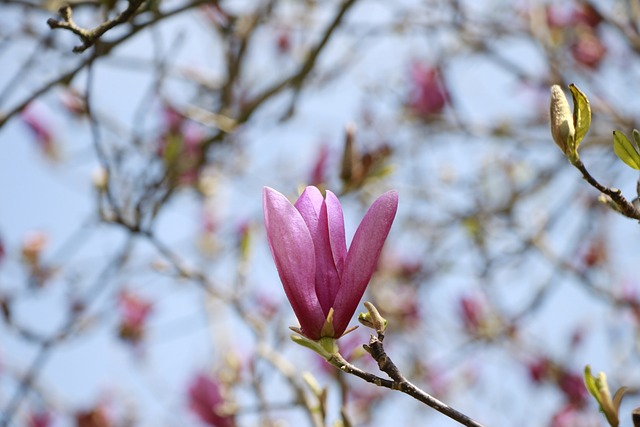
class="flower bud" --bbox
[358,301,387,334]
[584,365,628,427]
[92,167,109,193]
[550,85,575,155]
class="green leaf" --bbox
[569,84,591,150]
[613,131,640,170]
[584,365,621,427]
[584,365,599,398]
[633,129,640,149]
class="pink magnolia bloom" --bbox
[21,103,57,160]
[459,295,484,334]
[263,186,398,340]
[188,373,235,427]
[309,144,330,187]
[117,290,153,343]
[28,410,52,427]
[571,31,607,69]
[407,62,448,118]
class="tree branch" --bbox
[573,159,640,220]
[327,333,486,427]
[47,0,145,53]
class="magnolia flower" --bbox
[407,62,448,118]
[571,31,607,69]
[117,290,153,344]
[21,103,58,161]
[188,373,235,427]
[28,410,52,427]
[263,186,398,340]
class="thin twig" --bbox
[327,334,486,427]
[47,0,145,53]
[573,159,640,220]
[0,238,134,427]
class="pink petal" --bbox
[324,191,347,276]
[263,187,325,339]
[294,186,324,236]
[333,190,398,336]
[188,374,235,427]
[295,187,340,315]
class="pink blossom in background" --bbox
[571,31,607,69]
[551,404,579,427]
[177,124,205,185]
[21,231,48,267]
[20,231,53,287]
[571,3,602,29]
[254,291,279,320]
[373,254,423,327]
[117,290,153,344]
[527,357,587,406]
[550,400,601,427]
[276,30,291,54]
[20,102,58,160]
[620,284,640,324]
[407,62,448,118]
[28,410,52,427]
[576,236,608,270]
[263,186,398,340]
[59,89,87,117]
[201,3,230,28]
[558,371,587,405]
[459,295,484,334]
[528,357,551,384]
[156,105,205,186]
[544,3,607,70]
[0,234,5,265]
[545,5,573,29]
[162,103,185,134]
[187,373,235,427]
[202,207,218,235]
[309,144,330,187]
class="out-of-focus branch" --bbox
[47,0,145,53]
[0,0,208,129]
[236,0,359,123]
[257,344,325,427]
[0,238,135,427]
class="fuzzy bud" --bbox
[550,85,575,155]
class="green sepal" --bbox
[290,334,338,360]
[320,307,336,338]
[613,131,640,170]
[569,83,591,152]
